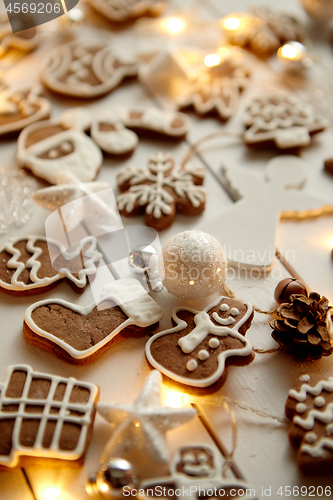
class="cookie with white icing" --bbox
[40,40,138,98]
[140,445,258,499]
[17,109,103,184]
[0,14,39,57]
[0,364,99,469]
[91,107,189,157]
[85,0,167,23]
[146,296,254,390]
[243,94,328,149]
[24,278,163,364]
[0,235,101,295]
[286,373,333,474]
[0,84,51,136]
[117,152,206,231]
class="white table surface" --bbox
[0,0,332,499]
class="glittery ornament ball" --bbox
[162,230,227,300]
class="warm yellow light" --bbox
[42,487,62,500]
[324,235,333,250]
[165,18,185,35]
[223,17,240,31]
[100,483,109,492]
[280,44,299,60]
[163,387,185,408]
[204,54,221,67]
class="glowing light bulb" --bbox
[280,44,299,60]
[100,483,109,492]
[165,18,185,35]
[43,487,62,500]
[223,17,240,30]
[163,387,184,408]
[204,54,221,67]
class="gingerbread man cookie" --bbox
[17,108,103,184]
[146,296,254,389]
[140,445,258,500]
[0,235,101,295]
[40,40,138,98]
[243,93,328,149]
[286,373,333,474]
[177,52,251,121]
[0,364,99,469]
[91,107,189,156]
[0,84,51,136]
[24,278,163,364]
[117,152,206,231]
[85,0,167,23]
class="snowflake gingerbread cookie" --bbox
[0,235,101,295]
[17,109,103,184]
[177,51,251,121]
[40,40,138,98]
[0,84,51,136]
[85,0,167,23]
[146,296,254,389]
[286,373,333,474]
[0,364,99,469]
[243,93,328,149]
[24,278,163,364]
[116,152,206,231]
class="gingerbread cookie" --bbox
[40,40,138,98]
[85,0,166,23]
[91,107,189,156]
[145,296,254,389]
[243,94,328,149]
[141,445,258,499]
[0,235,101,295]
[177,53,250,121]
[17,108,103,184]
[24,278,163,364]
[0,364,99,469]
[324,158,333,176]
[117,152,206,231]
[286,373,333,474]
[0,84,51,137]
[0,14,39,57]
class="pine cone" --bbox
[270,292,333,360]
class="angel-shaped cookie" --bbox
[91,107,189,156]
[40,40,138,98]
[0,235,101,295]
[0,84,51,136]
[198,156,333,271]
[24,278,163,364]
[17,108,103,184]
[146,296,254,389]
[140,445,258,500]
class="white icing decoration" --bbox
[315,396,326,408]
[0,85,51,136]
[40,41,138,98]
[117,152,206,219]
[208,338,220,349]
[305,432,317,444]
[24,278,163,360]
[219,303,229,312]
[0,364,98,468]
[0,235,101,291]
[293,404,333,431]
[243,93,328,148]
[212,312,235,325]
[17,112,103,185]
[183,452,195,464]
[91,107,189,155]
[85,0,164,22]
[296,403,307,414]
[299,374,310,382]
[198,350,209,361]
[48,149,59,159]
[289,377,333,402]
[230,308,239,316]
[140,444,258,499]
[146,296,253,388]
[327,423,333,436]
[301,437,333,458]
[186,359,198,372]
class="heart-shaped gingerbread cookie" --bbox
[146,296,254,389]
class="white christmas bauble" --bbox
[300,0,333,20]
[162,230,227,300]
